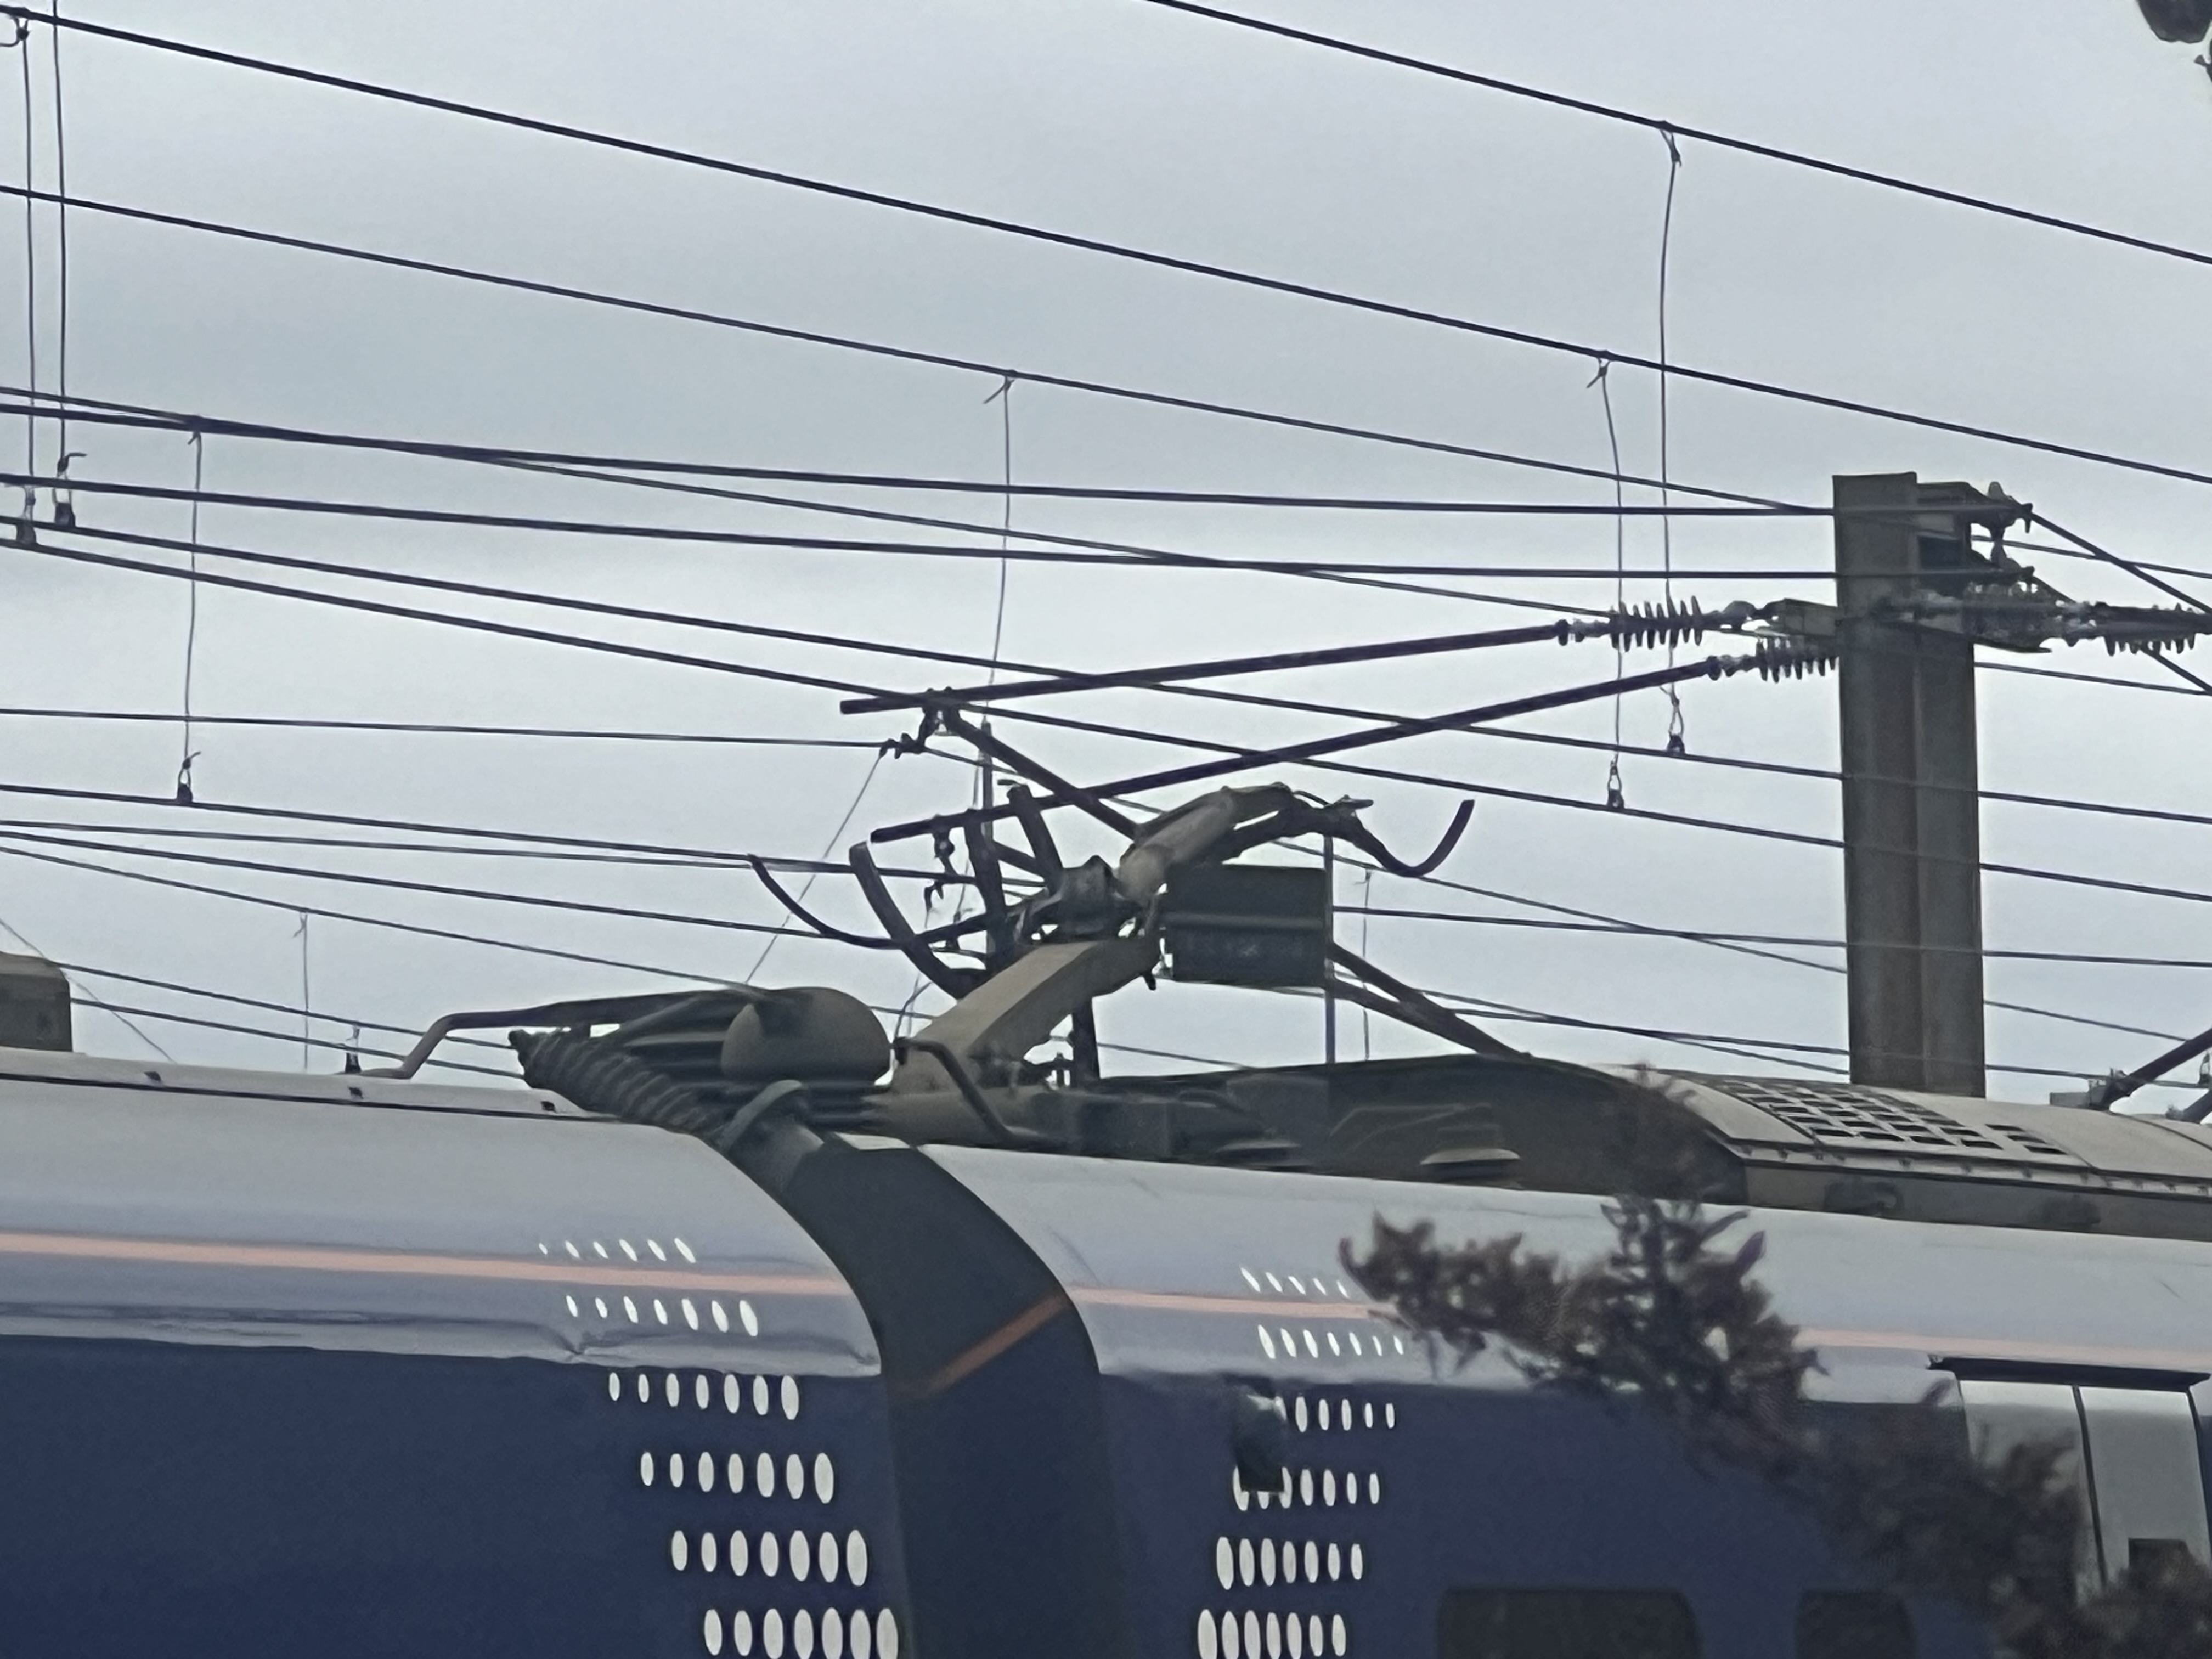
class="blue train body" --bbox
[1,1044,2208,1658]
[0,1052,909,1659]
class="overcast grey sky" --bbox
[4,0,2211,1098]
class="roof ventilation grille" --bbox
[1709,1078,2011,1154]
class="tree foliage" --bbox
[1347,1198,2212,1659]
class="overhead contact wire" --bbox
[22,519,2209,915]
[1131,0,2212,277]
[1,165,2209,488]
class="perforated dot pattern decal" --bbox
[584,1239,899,1659]
[1193,1378,1391,1659]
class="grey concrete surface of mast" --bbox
[1834,472,1995,1097]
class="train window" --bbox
[1437,1589,1701,1658]
[1796,1592,1916,1659]
[1955,1377,2212,1592]
[2076,1387,2212,1582]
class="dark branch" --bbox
[1347,1200,2212,1659]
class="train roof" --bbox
[0,1041,877,1371]
[920,1141,2212,1397]
[13,926,2212,1262]
[5,1033,2211,1403]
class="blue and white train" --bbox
[2,943,2209,1659]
